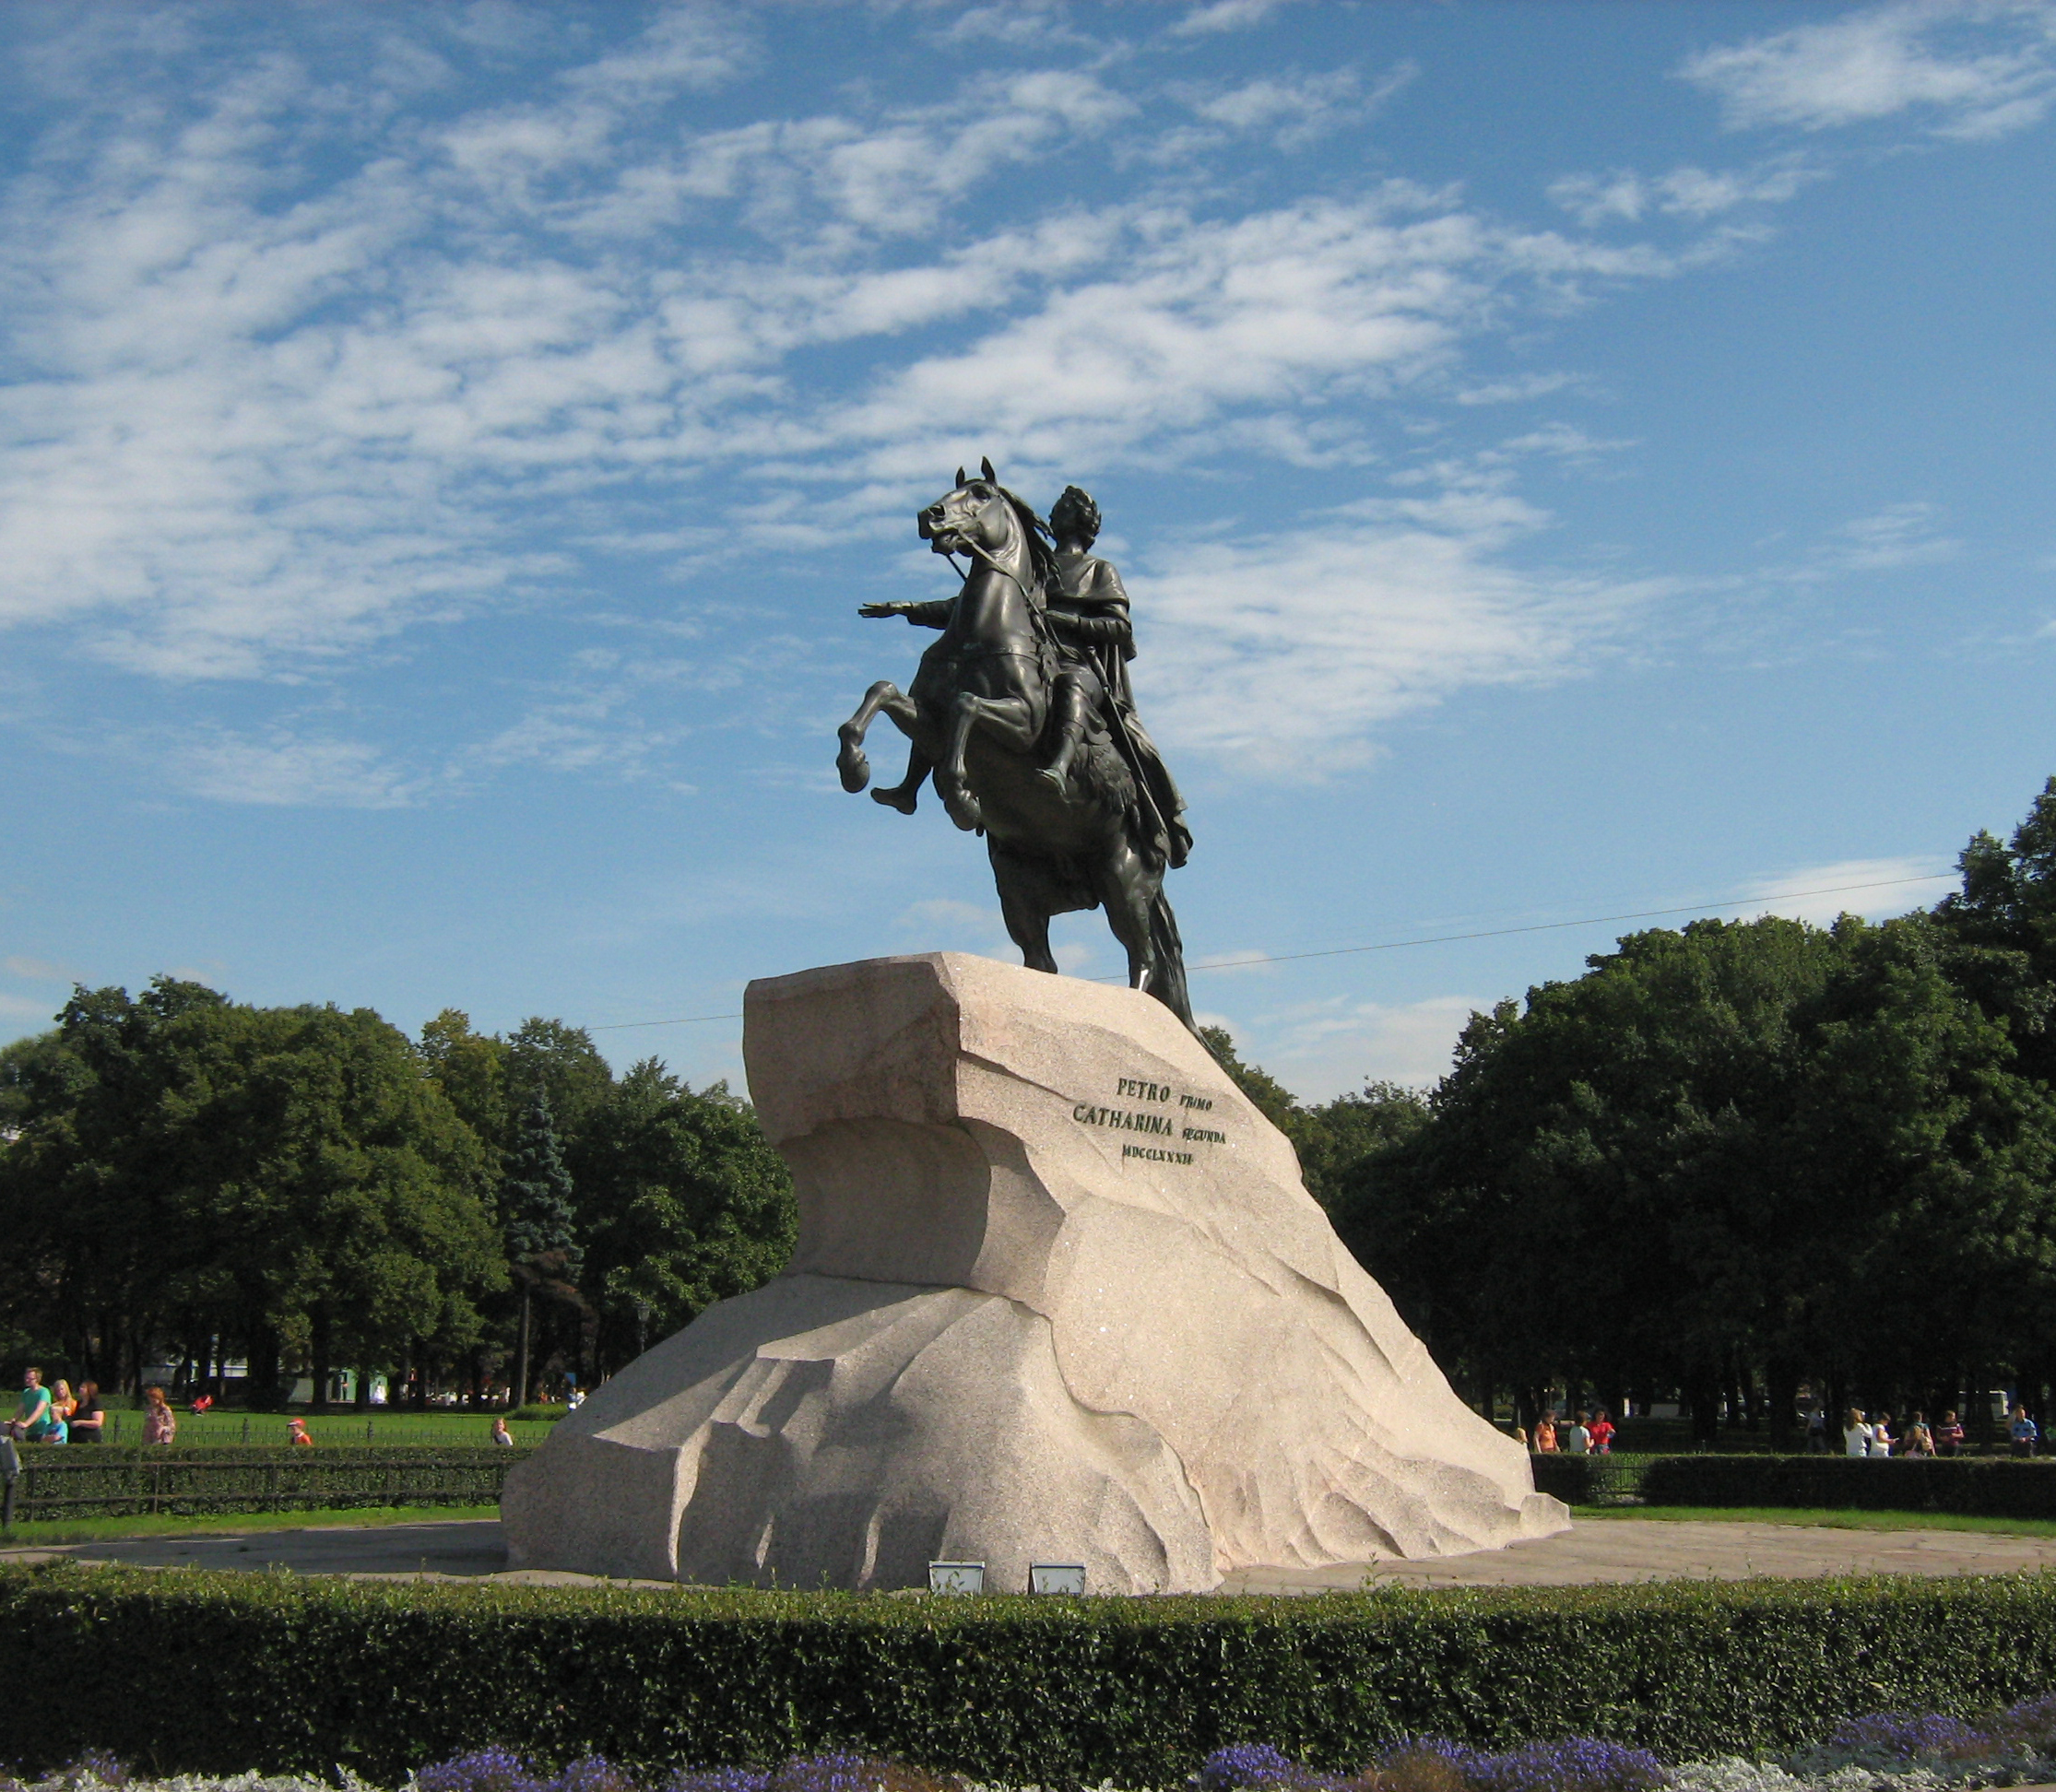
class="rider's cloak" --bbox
[1045,553,1193,872]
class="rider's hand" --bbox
[858,602,910,619]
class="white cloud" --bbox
[1172,0,1286,37]
[1777,502,1962,584]
[823,193,1677,485]
[1723,856,1957,927]
[1455,372,1579,406]
[0,5,1767,798]
[1547,159,1819,227]
[1176,63,1416,150]
[1683,1,2056,139]
[1131,480,1667,778]
[1240,993,1486,1099]
[1,957,71,983]
[171,731,422,808]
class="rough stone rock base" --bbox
[503,952,1566,1591]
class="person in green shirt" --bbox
[12,1369,52,1441]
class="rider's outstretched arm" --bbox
[859,599,952,628]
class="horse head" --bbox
[918,461,1013,558]
[917,460,1055,591]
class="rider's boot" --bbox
[1038,678,1090,790]
[873,749,931,814]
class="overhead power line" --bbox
[585,870,1953,1032]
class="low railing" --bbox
[1,1445,532,1522]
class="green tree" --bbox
[1338,917,1841,1432]
[501,1083,580,1405]
[417,1009,510,1152]
[573,1059,795,1369]
[1199,1026,1429,1209]
[0,980,503,1403]
[505,1019,613,1147]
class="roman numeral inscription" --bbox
[1072,1076,1231,1164]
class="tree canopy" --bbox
[0,984,794,1404]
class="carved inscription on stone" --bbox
[1071,1073,1229,1166]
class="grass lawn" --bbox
[0,1502,500,1547]
[89,1407,559,1448]
[1574,1503,2056,1537]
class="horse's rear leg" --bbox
[998,885,1058,974]
[1094,839,1161,994]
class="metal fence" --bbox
[3,1445,533,1520]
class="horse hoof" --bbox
[838,749,870,794]
[944,791,983,832]
[871,785,917,815]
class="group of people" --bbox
[6,1368,105,1443]
[1517,1409,1617,1454]
[1836,1408,1974,1456]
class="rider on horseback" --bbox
[1037,487,1192,872]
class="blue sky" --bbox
[3,0,2052,1099]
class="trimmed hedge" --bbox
[10,1563,2056,1786]
[3,1445,529,1520]
[1528,1453,2056,1515]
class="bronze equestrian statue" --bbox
[836,461,1196,1028]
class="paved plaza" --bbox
[8,1515,2056,1590]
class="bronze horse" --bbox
[836,463,1194,1028]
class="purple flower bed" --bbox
[1822,1715,1982,1761]
[50,1699,2056,1792]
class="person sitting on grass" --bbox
[287,1415,313,1446]
[141,1384,176,1444]
[11,1369,53,1443]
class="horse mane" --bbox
[994,485,1057,589]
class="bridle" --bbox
[936,492,1048,616]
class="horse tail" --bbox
[1149,887,1198,1033]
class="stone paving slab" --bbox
[6,1515,2056,1591]
[1218,1516,2056,1592]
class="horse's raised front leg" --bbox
[938,692,1039,832]
[839,681,928,811]
[837,681,895,793]
[869,689,934,815]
